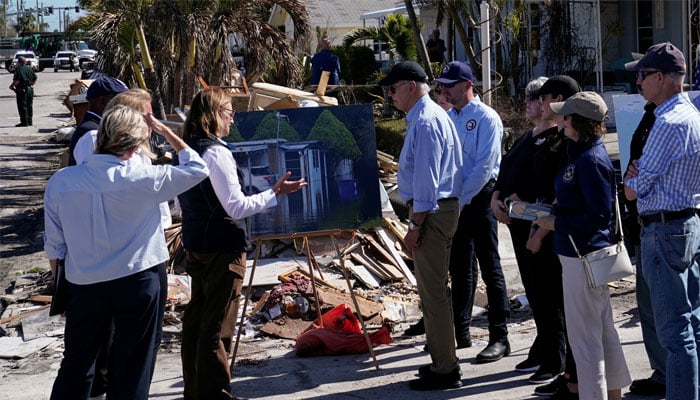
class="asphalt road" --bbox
[0,69,662,399]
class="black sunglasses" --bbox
[388,81,410,94]
[637,70,659,81]
[439,81,463,89]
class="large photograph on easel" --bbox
[226,104,382,237]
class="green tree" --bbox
[72,0,310,114]
[251,112,300,142]
[307,109,361,162]
[343,13,418,61]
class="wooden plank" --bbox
[251,82,338,107]
[356,232,401,271]
[316,286,384,320]
[350,252,391,281]
[375,228,417,286]
[337,260,381,288]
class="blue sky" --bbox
[9,0,88,32]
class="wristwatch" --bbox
[408,220,422,231]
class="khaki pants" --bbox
[411,199,460,373]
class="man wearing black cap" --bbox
[68,76,129,166]
[624,42,700,400]
[435,61,511,364]
[9,56,37,127]
[380,61,464,390]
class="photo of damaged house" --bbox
[226,103,382,238]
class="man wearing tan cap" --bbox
[624,42,700,400]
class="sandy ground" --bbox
[0,70,661,399]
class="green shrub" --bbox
[336,45,378,85]
[374,118,406,158]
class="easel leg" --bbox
[230,240,261,376]
[302,237,324,326]
[331,235,380,370]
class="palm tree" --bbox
[343,13,418,62]
[71,0,310,116]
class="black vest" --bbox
[68,111,101,166]
[178,137,248,254]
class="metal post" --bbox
[480,0,491,106]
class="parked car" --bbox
[8,51,40,72]
[53,51,79,72]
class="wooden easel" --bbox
[230,229,381,375]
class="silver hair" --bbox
[525,76,548,98]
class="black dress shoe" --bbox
[404,318,425,336]
[476,341,510,363]
[629,377,666,395]
[409,366,462,390]
[15,123,28,127]
[456,337,472,349]
[418,364,463,378]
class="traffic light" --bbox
[47,6,53,14]
[75,6,80,12]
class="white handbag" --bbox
[569,196,634,288]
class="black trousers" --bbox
[508,220,567,373]
[449,184,510,342]
[182,251,245,400]
[51,266,160,400]
[15,86,33,125]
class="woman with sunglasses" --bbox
[177,88,306,400]
[490,77,568,386]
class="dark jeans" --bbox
[50,267,160,400]
[182,251,245,400]
[508,220,566,373]
[449,184,510,342]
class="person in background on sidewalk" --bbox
[624,42,700,400]
[68,76,129,166]
[380,61,464,391]
[426,29,446,64]
[9,56,37,127]
[535,91,632,400]
[491,76,567,385]
[436,61,511,363]
[44,105,209,400]
[309,38,340,86]
[619,52,667,395]
[178,88,306,400]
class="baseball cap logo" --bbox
[442,65,450,73]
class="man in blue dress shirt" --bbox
[436,61,511,363]
[380,61,464,391]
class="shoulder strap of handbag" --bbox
[569,194,623,258]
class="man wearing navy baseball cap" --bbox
[623,42,700,400]
[436,61,512,365]
[68,76,128,166]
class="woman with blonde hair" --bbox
[46,104,208,399]
[178,88,306,400]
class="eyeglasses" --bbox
[221,108,234,120]
[388,81,410,94]
[439,81,464,89]
[637,70,659,81]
